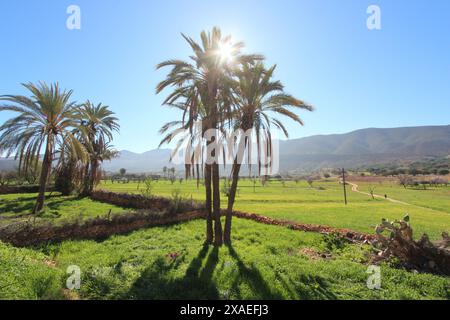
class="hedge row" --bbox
[91,189,203,212]
[0,185,55,195]
[231,211,375,242]
[0,210,206,247]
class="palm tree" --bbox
[77,101,119,195]
[158,91,215,243]
[0,82,87,213]
[223,62,314,244]
[157,27,262,246]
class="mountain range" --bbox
[1,125,449,173]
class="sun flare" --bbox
[218,41,235,64]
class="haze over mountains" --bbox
[1,125,449,173]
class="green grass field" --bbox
[0,192,133,227]
[1,219,449,300]
[1,178,449,300]
[99,179,450,240]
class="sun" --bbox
[218,41,235,64]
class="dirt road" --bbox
[344,181,410,205]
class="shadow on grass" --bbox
[126,243,337,299]
[126,244,290,299]
[127,245,221,299]
[226,245,283,299]
[0,199,35,215]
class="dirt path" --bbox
[345,181,410,205]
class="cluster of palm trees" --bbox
[157,27,314,246]
[0,82,119,213]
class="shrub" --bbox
[169,189,190,214]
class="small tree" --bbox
[398,175,413,189]
[368,186,376,199]
[140,177,153,198]
[0,171,9,186]
[306,176,314,188]
[119,168,126,177]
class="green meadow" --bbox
[0,192,132,228]
[0,178,449,299]
[1,218,449,300]
[99,179,450,240]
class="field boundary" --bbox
[231,211,375,242]
[0,207,375,247]
[0,210,206,247]
[91,189,204,211]
[0,185,55,195]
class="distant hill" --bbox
[279,125,450,172]
[1,125,449,173]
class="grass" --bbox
[356,181,450,213]
[0,178,449,300]
[2,218,448,300]
[100,179,450,240]
[0,241,63,299]
[0,192,133,227]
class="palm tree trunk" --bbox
[81,162,90,196]
[224,134,249,244]
[212,162,223,246]
[204,163,213,244]
[224,160,241,244]
[33,135,54,214]
[88,160,98,194]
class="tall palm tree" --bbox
[77,101,119,195]
[223,62,314,244]
[158,88,215,243]
[0,82,87,213]
[157,27,262,246]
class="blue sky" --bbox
[0,0,449,153]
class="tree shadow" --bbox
[127,245,221,299]
[0,194,68,214]
[126,244,337,300]
[227,245,337,300]
[227,245,283,299]
[0,199,35,215]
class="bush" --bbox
[55,162,78,196]
[169,189,191,214]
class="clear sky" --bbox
[1,0,449,153]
